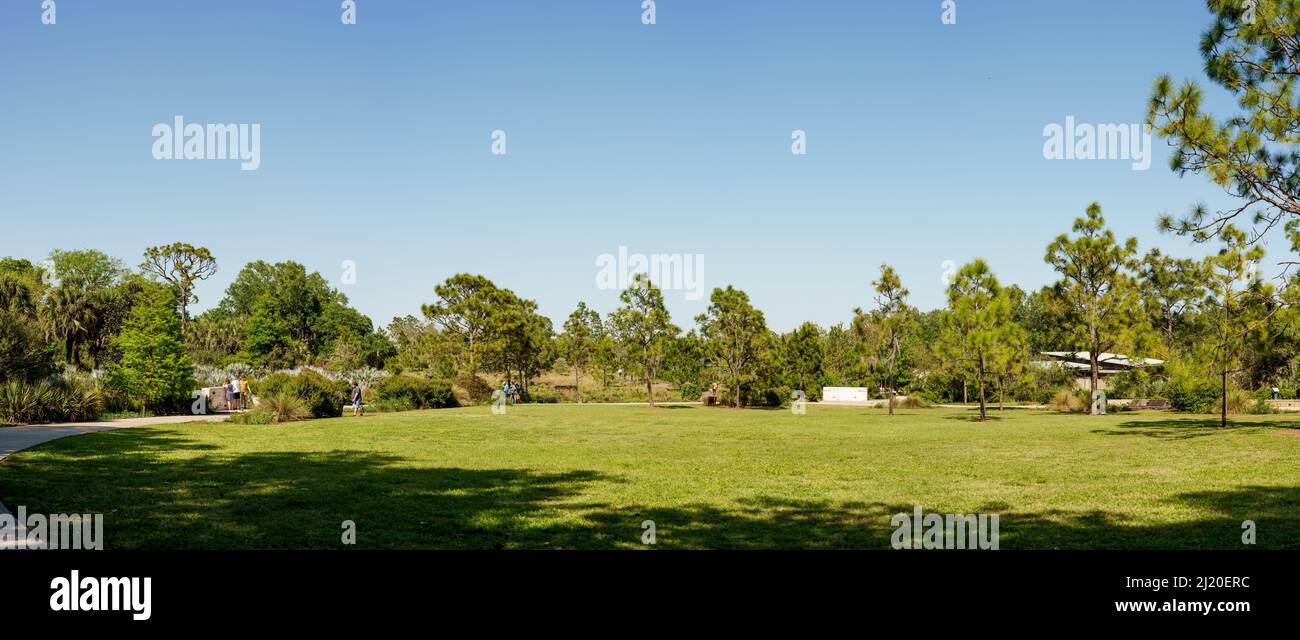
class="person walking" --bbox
[239,377,251,411]
[224,378,234,412]
[351,381,363,416]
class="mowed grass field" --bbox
[2,405,1299,549]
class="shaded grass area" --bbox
[1,406,1298,549]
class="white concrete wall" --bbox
[822,387,870,402]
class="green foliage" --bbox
[939,260,1018,420]
[896,395,927,409]
[854,264,918,415]
[1148,0,1300,241]
[48,248,126,289]
[1166,358,1222,414]
[781,322,824,396]
[696,285,770,408]
[1044,203,1150,409]
[290,370,345,418]
[243,296,299,368]
[0,308,55,383]
[376,375,457,409]
[109,286,194,413]
[140,242,217,332]
[528,388,560,404]
[261,392,310,423]
[0,379,101,425]
[680,382,703,401]
[247,370,343,418]
[217,260,371,367]
[610,274,679,405]
[659,332,706,392]
[1048,389,1087,413]
[454,373,494,404]
[420,273,504,375]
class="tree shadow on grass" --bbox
[4,428,1298,550]
[0,427,615,550]
[942,414,1004,422]
[1096,416,1300,440]
[584,485,1300,550]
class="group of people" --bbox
[224,377,250,411]
[501,382,522,404]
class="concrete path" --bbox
[0,414,230,462]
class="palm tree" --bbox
[39,285,98,369]
[0,274,36,315]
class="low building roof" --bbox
[1039,351,1164,368]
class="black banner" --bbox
[1,551,1289,630]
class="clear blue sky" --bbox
[0,1,1273,332]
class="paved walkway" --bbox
[0,414,230,462]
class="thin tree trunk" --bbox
[1090,330,1100,415]
[1221,370,1228,429]
[574,365,581,403]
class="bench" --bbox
[1128,399,1171,410]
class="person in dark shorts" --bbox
[350,381,363,416]
[224,378,235,411]
[229,378,242,410]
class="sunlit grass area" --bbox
[2,405,1299,549]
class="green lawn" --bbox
[2,405,1299,549]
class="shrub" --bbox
[370,398,414,413]
[680,382,702,401]
[376,376,456,410]
[1048,389,1086,413]
[747,386,788,408]
[896,395,927,409]
[1224,388,1251,415]
[248,371,343,418]
[1246,399,1277,415]
[529,388,559,404]
[251,372,294,398]
[1167,382,1220,414]
[262,392,309,423]
[454,373,494,404]
[289,369,344,418]
[0,379,101,425]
